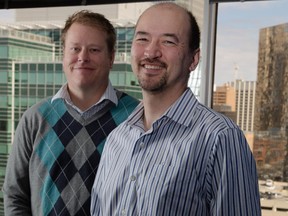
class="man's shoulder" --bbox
[23,97,66,118]
[22,97,51,113]
[193,102,239,131]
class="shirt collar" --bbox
[127,88,199,128]
[164,88,199,127]
[52,81,118,110]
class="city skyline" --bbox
[215,0,288,85]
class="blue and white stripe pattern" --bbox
[91,88,261,216]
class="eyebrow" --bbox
[134,31,148,37]
[67,42,102,47]
[163,33,179,43]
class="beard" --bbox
[133,57,169,92]
[137,71,168,92]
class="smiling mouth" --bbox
[74,67,93,70]
[144,64,163,70]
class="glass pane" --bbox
[214,1,288,214]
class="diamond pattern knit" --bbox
[33,93,139,216]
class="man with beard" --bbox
[91,2,261,216]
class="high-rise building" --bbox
[213,83,236,122]
[232,80,256,132]
[213,83,236,110]
[253,22,288,181]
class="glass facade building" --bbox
[253,23,288,182]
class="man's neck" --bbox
[141,88,185,130]
[68,85,107,111]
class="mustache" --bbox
[140,58,167,67]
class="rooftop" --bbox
[259,180,288,214]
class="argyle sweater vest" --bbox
[30,92,139,216]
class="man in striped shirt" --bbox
[91,2,261,216]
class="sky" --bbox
[0,1,288,86]
[215,0,288,85]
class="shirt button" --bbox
[121,209,126,216]
[130,175,136,181]
[139,142,145,148]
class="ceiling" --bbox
[0,0,263,9]
[1,0,260,9]
[0,0,154,9]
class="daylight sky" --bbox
[215,0,288,85]
[1,1,288,86]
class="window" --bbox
[213,1,288,213]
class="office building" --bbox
[213,83,236,111]
[213,83,237,122]
[253,23,288,182]
[231,80,256,132]
[233,79,256,152]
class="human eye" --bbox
[134,32,149,43]
[163,40,176,45]
[135,36,148,43]
[90,48,101,53]
[69,47,80,53]
[162,35,178,46]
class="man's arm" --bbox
[207,128,262,216]
[3,114,33,216]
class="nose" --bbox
[78,49,90,62]
[144,41,162,59]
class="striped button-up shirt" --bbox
[91,88,261,216]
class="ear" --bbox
[189,48,200,71]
